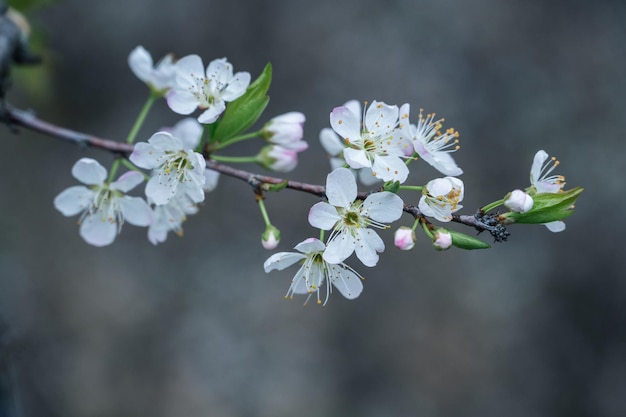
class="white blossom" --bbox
[147,189,198,245]
[504,189,534,213]
[54,158,152,247]
[262,112,308,151]
[529,150,567,232]
[418,177,464,222]
[128,46,176,93]
[264,238,364,305]
[308,167,404,267]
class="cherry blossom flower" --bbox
[147,189,198,245]
[320,127,380,186]
[167,55,250,124]
[529,150,566,232]
[504,189,534,213]
[130,132,206,205]
[264,238,364,305]
[308,168,404,267]
[418,177,464,222]
[54,158,152,247]
[128,46,176,93]
[329,100,412,183]
[261,112,308,151]
[403,109,463,176]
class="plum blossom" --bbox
[167,55,250,124]
[308,168,404,267]
[320,126,380,186]
[394,226,416,251]
[264,238,364,305]
[403,109,463,176]
[329,100,412,183]
[130,132,206,205]
[128,46,176,93]
[54,158,152,247]
[261,112,308,151]
[529,150,566,232]
[147,189,198,245]
[504,189,534,213]
[418,177,464,222]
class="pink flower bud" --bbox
[394,226,416,251]
[262,112,308,151]
[433,230,452,251]
[258,145,299,172]
[504,189,534,213]
[262,225,281,250]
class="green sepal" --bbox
[383,181,400,193]
[262,180,289,192]
[504,187,583,225]
[211,63,272,143]
[449,230,491,250]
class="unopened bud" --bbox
[262,225,281,250]
[504,189,534,213]
[257,145,299,172]
[433,229,452,251]
[394,226,416,251]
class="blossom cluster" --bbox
[52,46,581,305]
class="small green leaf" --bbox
[449,230,491,250]
[506,209,575,225]
[383,181,400,193]
[529,187,583,211]
[211,63,272,143]
[505,187,583,225]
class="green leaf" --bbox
[529,187,584,211]
[506,209,575,224]
[211,63,272,143]
[505,187,583,225]
[383,181,400,193]
[449,230,491,250]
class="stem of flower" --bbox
[258,198,271,226]
[420,219,434,239]
[126,93,157,144]
[481,198,505,213]
[399,185,423,192]
[211,155,259,164]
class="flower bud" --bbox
[262,112,308,151]
[257,145,299,172]
[433,229,452,251]
[504,189,534,213]
[262,225,281,250]
[394,226,416,251]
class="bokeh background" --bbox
[1,0,625,416]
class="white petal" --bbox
[110,171,144,192]
[343,100,361,117]
[79,214,117,247]
[289,267,312,294]
[203,169,220,192]
[148,226,167,245]
[418,196,436,218]
[293,237,326,254]
[263,252,307,272]
[197,101,226,124]
[149,131,184,151]
[329,264,363,300]
[354,229,384,267]
[71,158,106,185]
[308,202,340,230]
[362,192,404,222]
[128,46,153,83]
[330,106,361,141]
[358,168,381,186]
[54,186,93,216]
[323,232,356,264]
[544,221,566,233]
[119,196,152,226]
[530,150,549,186]
[371,155,409,183]
[146,175,177,206]
[175,55,205,87]
[167,89,200,115]
[129,142,164,169]
[221,71,251,102]
[325,167,357,208]
[343,148,371,169]
[364,101,398,136]
[320,128,345,156]
[172,118,203,149]
[429,152,463,176]
[427,177,453,197]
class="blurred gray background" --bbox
[1,0,625,416]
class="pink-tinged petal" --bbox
[323,232,356,264]
[272,112,305,124]
[320,128,345,156]
[326,167,357,207]
[203,169,220,192]
[119,196,152,226]
[197,101,226,124]
[128,46,153,83]
[172,118,203,149]
[530,150,548,186]
[343,100,361,117]
[167,89,199,115]
[544,221,566,233]
[294,237,326,254]
[371,155,409,183]
[354,229,384,267]
[330,106,361,141]
[129,142,163,169]
[308,202,340,230]
[71,158,106,185]
[175,55,205,87]
[146,175,177,206]
[54,186,93,216]
[263,252,307,272]
[111,171,144,192]
[362,192,404,222]
[79,214,117,247]
[221,71,251,101]
[343,148,371,169]
[364,101,398,136]
[328,264,363,299]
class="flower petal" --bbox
[355,228,384,267]
[54,186,93,216]
[129,142,164,169]
[362,191,404,223]
[71,158,106,185]
[167,89,200,115]
[146,174,178,206]
[320,128,345,156]
[530,150,548,186]
[325,167,357,207]
[111,171,144,192]
[330,106,361,142]
[343,148,371,169]
[128,46,153,83]
[172,118,203,150]
[364,101,398,136]
[119,196,152,226]
[221,71,251,102]
[175,55,205,89]
[371,154,409,183]
[79,214,117,247]
[263,252,307,272]
[308,202,340,230]
[323,231,356,264]
[197,100,226,124]
[329,264,363,299]
[544,221,566,233]
[203,169,220,192]
[293,237,326,254]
